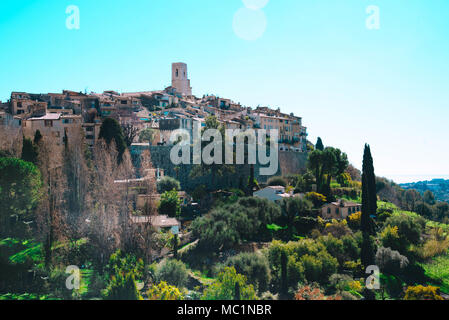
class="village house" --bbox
[130,215,181,234]
[22,113,82,145]
[321,199,361,220]
[253,186,303,203]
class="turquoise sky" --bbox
[1,0,448,182]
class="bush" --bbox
[347,211,361,229]
[305,192,327,208]
[103,272,142,300]
[323,219,352,238]
[332,187,359,200]
[404,285,443,300]
[158,190,182,217]
[191,184,207,202]
[155,259,189,288]
[383,214,425,253]
[202,267,257,300]
[267,176,287,187]
[224,252,270,293]
[191,197,281,251]
[418,238,449,260]
[147,281,185,300]
[375,247,409,275]
[102,250,144,300]
[157,176,181,194]
[265,239,338,290]
[294,283,342,300]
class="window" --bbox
[44,120,53,127]
[176,69,179,77]
[335,208,339,215]
[327,208,331,214]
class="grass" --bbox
[420,253,449,294]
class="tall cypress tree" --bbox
[98,118,127,163]
[33,130,43,144]
[21,137,38,164]
[316,137,324,151]
[361,144,376,270]
[361,144,377,234]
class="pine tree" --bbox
[316,137,324,151]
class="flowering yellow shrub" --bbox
[348,280,363,292]
[147,281,186,300]
[347,211,361,229]
[404,285,443,300]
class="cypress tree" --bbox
[280,251,288,298]
[315,137,324,151]
[361,144,377,234]
[361,144,377,272]
[234,282,241,300]
[247,164,255,196]
[173,234,179,259]
[21,137,38,164]
[33,130,43,144]
[98,117,127,163]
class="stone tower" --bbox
[171,62,192,96]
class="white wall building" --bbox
[253,186,302,203]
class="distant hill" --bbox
[400,179,449,202]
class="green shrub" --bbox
[202,267,257,300]
[155,259,189,288]
[267,176,287,187]
[157,176,181,194]
[158,190,182,218]
[147,281,185,300]
[103,272,142,300]
[224,252,271,293]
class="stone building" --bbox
[172,63,192,96]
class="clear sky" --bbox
[1,0,448,183]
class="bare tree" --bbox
[34,136,67,268]
[0,124,22,157]
[63,128,90,241]
[121,123,139,147]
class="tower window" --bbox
[176,69,179,77]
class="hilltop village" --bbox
[0,63,308,153]
[1,64,449,301]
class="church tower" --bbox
[171,62,192,96]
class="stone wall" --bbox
[131,144,308,191]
